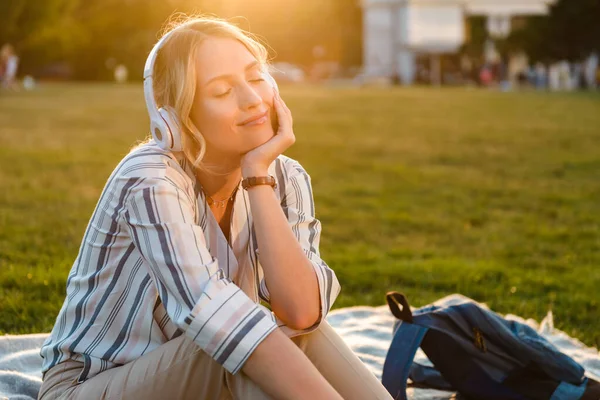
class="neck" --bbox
[194,160,242,201]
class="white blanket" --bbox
[2,295,599,400]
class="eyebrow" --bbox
[203,61,260,87]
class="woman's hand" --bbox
[241,88,295,177]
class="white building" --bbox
[360,0,555,84]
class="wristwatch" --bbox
[242,175,277,190]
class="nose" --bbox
[238,82,263,110]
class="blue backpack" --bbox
[381,292,599,400]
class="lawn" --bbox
[0,83,599,347]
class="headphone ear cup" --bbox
[157,106,183,152]
[149,113,171,150]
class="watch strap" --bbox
[242,175,277,190]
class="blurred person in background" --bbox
[0,53,5,80]
[37,15,393,400]
[479,63,492,87]
[535,62,548,90]
[1,44,19,91]
[584,53,598,90]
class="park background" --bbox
[1,0,599,350]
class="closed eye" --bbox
[216,79,263,97]
[215,89,231,98]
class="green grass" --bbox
[1,83,599,348]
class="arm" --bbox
[247,182,319,330]
[123,174,278,375]
[241,86,340,332]
[250,160,341,331]
[242,327,343,400]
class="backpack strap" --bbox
[386,292,413,323]
[550,377,592,400]
[382,320,428,400]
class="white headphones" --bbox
[143,30,279,152]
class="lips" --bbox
[238,110,268,126]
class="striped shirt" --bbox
[40,140,341,383]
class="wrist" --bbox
[241,163,268,178]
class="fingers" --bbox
[273,90,291,131]
[276,90,291,115]
[272,89,295,146]
[274,89,292,118]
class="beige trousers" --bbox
[38,320,393,400]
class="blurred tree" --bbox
[337,0,363,70]
[506,0,600,62]
[61,0,170,79]
[461,16,488,62]
[0,0,365,80]
[0,0,82,73]
[0,0,192,79]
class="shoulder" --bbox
[269,155,314,205]
[111,140,195,195]
[117,140,176,178]
[270,155,311,182]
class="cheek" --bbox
[191,100,236,137]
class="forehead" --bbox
[195,37,259,82]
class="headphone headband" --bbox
[144,31,171,80]
[143,30,175,117]
[143,29,183,151]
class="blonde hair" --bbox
[139,14,271,172]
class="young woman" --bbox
[38,16,393,400]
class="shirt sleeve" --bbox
[259,160,341,334]
[123,175,278,375]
